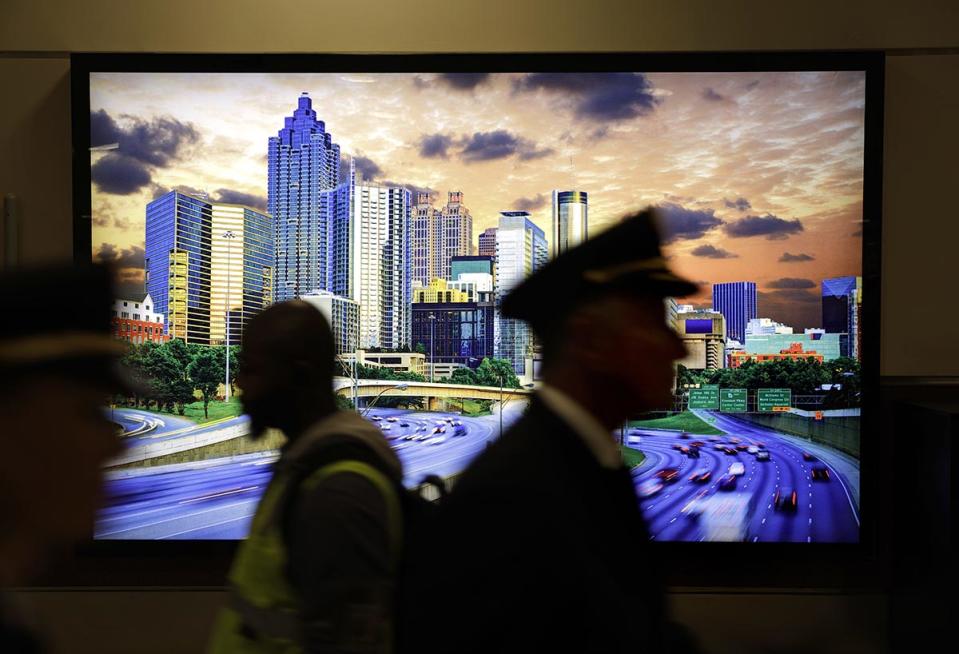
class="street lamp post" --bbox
[428,313,436,383]
[361,383,409,417]
[222,231,236,402]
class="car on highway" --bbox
[638,479,664,498]
[756,451,771,461]
[802,452,817,461]
[747,446,759,455]
[400,422,409,428]
[655,468,680,484]
[735,444,749,452]
[679,432,690,439]
[690,441,706,448]
[679,446,690,455]
[427,436,448,446]
[387,417,397,423]
[811,466,831,481]
[453,420,463,426]
[671,444,684,451]
[774,487,799,512]
[370,415,381,420]
[381,424,391,431]
[755,442,765,448]
[689,469,712,483]
[723,447,738,456]
[453,424,467,436]
[687,447,700,458]
[714,443,727,451]
[432,426,446,434]
[403,434,417,441]
[728,462,745,476]
[729,437,741,444]
[718,474,737,491]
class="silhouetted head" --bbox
[501,209,695,426]
[238,301,336,440]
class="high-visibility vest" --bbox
[206,459,403,654]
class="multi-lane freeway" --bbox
[96,408,513,540]
[631,410,860,543]
[97,405,860,543]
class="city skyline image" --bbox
[90,70,865,332]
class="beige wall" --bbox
[2,1,958,376]
[0,4,956,651]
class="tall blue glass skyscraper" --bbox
[712,281,757,344]
[268,93,341,302]
[146,191,213,344]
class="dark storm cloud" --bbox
[94,243,145,271]
[459,130,553,163]
[91,154,152,195]
[656,202,724,243]
[90,109,121,147]
[437,73,491,90]
[513,193,548,212]
[690,244,738,259]
[91,110,200,195]
[419,133,454,159]
[724,214,804,240]
[723,197,751,211]
[514,72,660,122]
[767,277,816,290]
[779,252,815,263]
[702,87,725,102]
[213,188,268,212]
[339,154,383,183]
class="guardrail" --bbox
[106,420,250,467]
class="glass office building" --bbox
[451,255,494,280]
[268,93,341,302]
[411,300,495,367]
[495,211,548,373]
[822,276,862,358]
[145,191,213,344]
[712,281,757,344]
[551,190,588,259]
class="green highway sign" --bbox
[719,388,748,413]
[757,388,792,412]
[688,384,719,410]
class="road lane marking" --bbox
[179,486,260,504]
[753,536,759,542]
[157,512,256,539]
[762,518,766,525]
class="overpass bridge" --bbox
[333,377,533,411]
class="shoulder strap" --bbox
[298,460,404,572]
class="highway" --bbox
[96,407,517,540]
[631,410,860,543]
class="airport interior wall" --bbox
[1,1,957,652]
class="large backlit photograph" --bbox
[89,70,865,542]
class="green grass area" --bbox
[117,397,244,425]
[444,398,493,417]
[629,410,724,436]
[621,446,646,469]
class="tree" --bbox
[188,347,226,419]
[448,366,479,386]
[475,357,519,389]
[414,342,427,355]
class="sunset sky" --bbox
[90,70,865,330]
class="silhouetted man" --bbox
[209,301,403,654]
[0,264,128,653]
[402,209,697,653]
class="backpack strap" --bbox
[298,459,404,572]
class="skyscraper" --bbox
[145,191,273,345]
[478,227,497,257]
[451,255,494,280]
[301,290,360,356]
[409,191,473,286]
[822,275,862,359]
[551,190,588,259]
[209,203,274,345]
[345,182,412,350]
[494,211,548,373]
[437,191,472,281]
[712,281,757,344]
[268,93,341,302]
[146,191,213,344]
